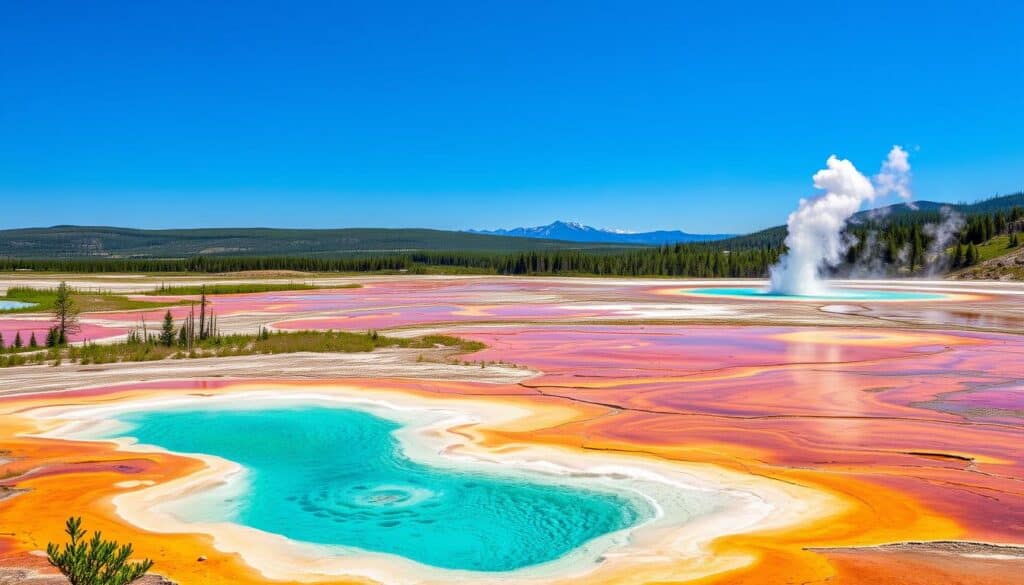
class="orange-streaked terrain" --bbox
[1,276,1023,584]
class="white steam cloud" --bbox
[769,146,912,295]
[875,145,913,203]
[924,206,965,276]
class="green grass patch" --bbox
[947,234,1020,264]
[0,329,484,367]
[143,282,360,296]
[410,334,486,353]
[1,286,57,313]
[0,348,59,367]
[972,235,1018,262]
[0,286,185,314]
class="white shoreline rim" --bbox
[24,385,843,584]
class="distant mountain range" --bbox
[468,220,734,245]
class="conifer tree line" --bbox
[0,255,412,274]
[1,204,1020,278]
[839,205,1023,273]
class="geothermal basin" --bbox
[28,386,786,584]
[2,276,1023,585]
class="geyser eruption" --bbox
[769,146,911,295]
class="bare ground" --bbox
[0,349,535,398]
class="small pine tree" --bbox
[45,326,57,348]
[0,332,4,351]
[47,517,154,585]
[52,282,80,345]
[966,242,979,266]
[177,326,188,347]
[14,331,22,349]
[198,286,208,340]
[29,332,38,348]
[159,311,176,347]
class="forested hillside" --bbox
[1,193,1021,278]
[0,226,632,258]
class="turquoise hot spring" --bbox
[680,287,947,301]
[0,300,36,310]
[99,405,651,572]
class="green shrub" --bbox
[46,517,153,585]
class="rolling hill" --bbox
[713,193,1024,250]
[2,193,1019,263]
[0,226,636,259]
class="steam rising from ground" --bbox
[924,207,965,276]
[769,147,911,295]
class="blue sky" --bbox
[1,1,1022,233]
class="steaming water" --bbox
[0,300,35,310]
[101,405,650,572]
[682,287,945,301]
[767,147,913,296]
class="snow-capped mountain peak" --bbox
[467,221,733,245]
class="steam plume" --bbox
[875,145,913,204]
[924,206,965,276]
[768,146,911,295]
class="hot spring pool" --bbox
[101,405,650,572]
[0,300,36,310]
[680,286,947,302]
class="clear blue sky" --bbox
[2,1,1022,233]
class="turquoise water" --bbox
[0,300,35,310]
[106,406,646,571]
[682,287,945,301]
